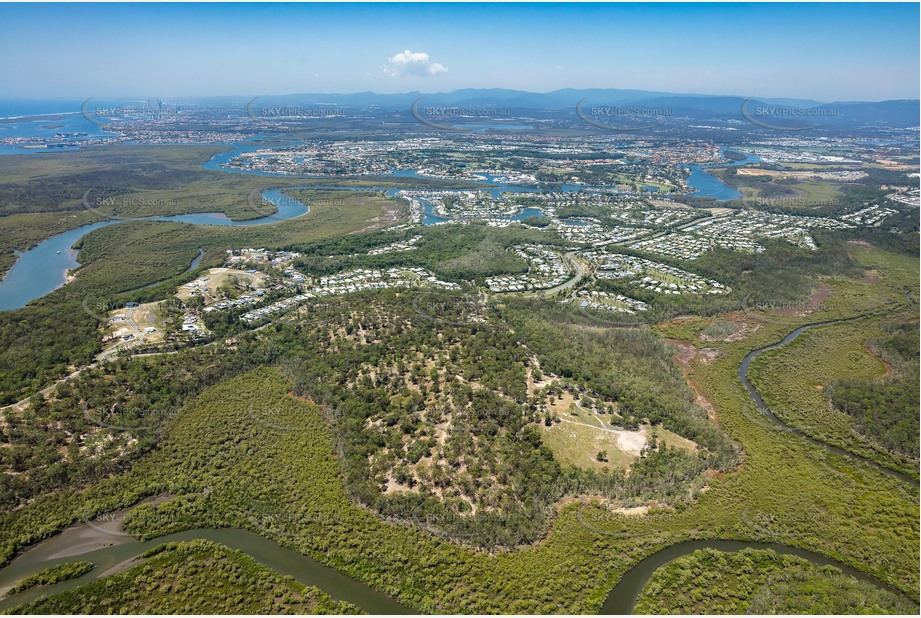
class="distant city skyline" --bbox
[0,2,918,101]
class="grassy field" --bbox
[64,189,393,294]
[1,359,918,614]
[779,162,865,170]
[788,181,844,203]
[733,180,843,208]
[0,187,396,404]
[539,402,697,473]
[711,167,851,212]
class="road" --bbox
[0,340,143,414]
[539,251,585,297]
[1,308,157,414]
[536,211,720,299]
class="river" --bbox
[2,143,749,311]
[682,147,761,201]
[738,314,918,486]
[1,140,760,311]
[0,189,308,311]
[3,141,902,613]
[0,316,913,615]
[0,255,914,615]
[599,538,910,614]
[0,163,600,310]
[0,523,411,614]
[595,312,919,613]
[2,517,908,615]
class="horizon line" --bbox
[3,89,920,106]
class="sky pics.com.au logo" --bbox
[411,290,490,327]
[245,97,345,129]
[575,502,660,540]
[739,294,830,325]
[244,504,341,540]
[411,98,512,132]
[246,399,314,433]
[82,188,178,221]
[81,505,192,538]
[575,299,688,328]
[576,99,674,131]
[410,500,543,542]
[245,188,348,222]
[740,506,838,541]
[740,98,841,131]
[754,197,840,209]
[81,97,182,129]
[417,405,525,434]
[81,398,180,436]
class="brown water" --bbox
[0,519,412,614]
[599,539,914,614]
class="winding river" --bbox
[1,516,910,615]
[0,187,310,311]
[0,525,411,614]
[0,299,914,615]
[1,143,750,311]
[599,539,909,614]
[738,314,918,486]
[593,312,918,613]
[6,144,897,614]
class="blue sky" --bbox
[0,2,917,101]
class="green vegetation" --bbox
[742,245,919,476]
[0,145,218,217]
[750,315,918,475]
[257,292,735,548]
[5,561,94,596]
[293,222,556,283]
[635,548,917,614]
[1,344,251,510]
[830,323,919,458]
[5,541,359,614]
[2,326,914,613]
[0,188,393,405]
[0,141,471,276]
[0,252,14,280]
[502,299,737,471]
[788,180,844,203]
[2,239,917,613]
[747,567,914,615]
[0,140,918,614]
[520,215,551,227]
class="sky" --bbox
[0,2,918,102]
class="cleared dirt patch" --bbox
[669,340,718,421]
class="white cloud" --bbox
[382,49,448,77]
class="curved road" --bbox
[539,251,585,296]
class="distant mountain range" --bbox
[11,89,914,128]
[179,88,919,127]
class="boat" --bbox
[56,250,61,254]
